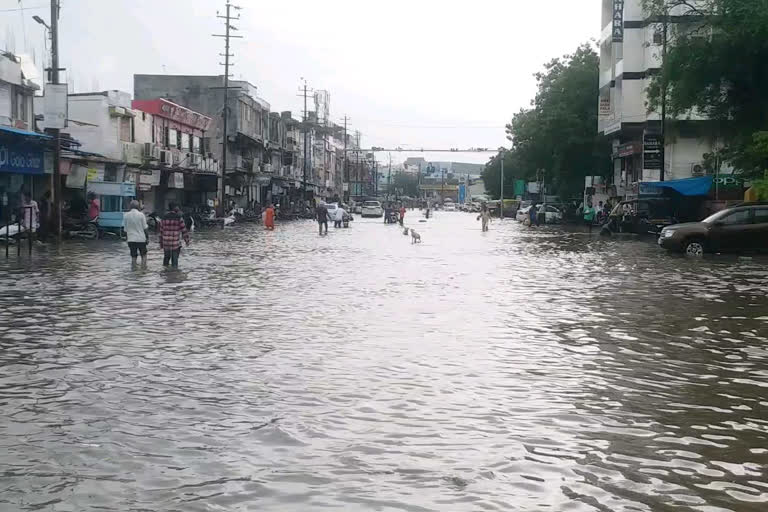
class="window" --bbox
[181,133,190,151]
[168,128,177,148]
[722,209,751,225]
[753,208,768,224]
[193,136,201,153]
[176,130,182,149]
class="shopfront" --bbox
[0,126,50,221]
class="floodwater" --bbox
[1,212,767,512]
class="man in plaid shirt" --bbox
[159,202,190,268]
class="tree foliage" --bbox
[482,43,610,199]
[645,0,768,176]
[392,171,419,197]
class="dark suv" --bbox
[658,203,768,255]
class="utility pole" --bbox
[213,1,242,215]
[49,0,61,242]
[499,151,504,220]
[298,79,313,200]
[355,130,361,199]
[659,11,668,182]
[341,115,349,200]
[387,153,392,201]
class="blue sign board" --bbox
[0,142,45,175]
[458,184,466,203]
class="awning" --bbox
[0,125,52,139]
[641,176,713,196]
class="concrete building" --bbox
[63,91,218,213]
[134,75,280,208]
[0,51,45,218]
[598,0,716,199]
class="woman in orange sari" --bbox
[264,203,275,230]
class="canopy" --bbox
[0,125,52,139]
[641,176,713,196]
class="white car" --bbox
[444,202,456,212]
[516,204,562,224]
[361,200,383,218]
[324,202,338,220]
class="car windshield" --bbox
[363,202,380,207]
[701,209,732,223]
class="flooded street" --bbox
[1,212,767,511]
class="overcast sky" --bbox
[3,0,598,164]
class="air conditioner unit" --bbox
[143,142,156,160]
[172,150,182,165]
[190,153,202,166]
[159,150,172,165]
[152,146,162,161]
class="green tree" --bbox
[392,171,419,197]
[644,0,768,176]
[483,43,611,199]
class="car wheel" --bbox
[683,238,705,257]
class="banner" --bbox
[599,95,612,119]
[613,0,624,43]
[170,172,185,189]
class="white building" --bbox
[598,0,716,198]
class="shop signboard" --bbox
[643,133,662,170]
[43,83,68,129]
[0,141,44,175]
[613,0,625,43]
[615,142,641,158]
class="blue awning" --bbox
[0,125,52,139]
[641,176,713,196]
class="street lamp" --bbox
[33,15,50,29]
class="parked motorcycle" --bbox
[63,216,99,240]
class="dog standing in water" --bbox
[410,229,421,244]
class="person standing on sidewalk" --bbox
[399,204,406,226]
[159,202,190,268]
[123,200,149,269]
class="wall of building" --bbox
[67,94,121,159]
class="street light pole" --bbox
[49,0,62,242]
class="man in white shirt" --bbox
[334,204,347,228]
[123,200,149,268]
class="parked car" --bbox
[601,198,679,237]
[361,200,383,218]
[516,204,562,224]
[516,205,531,222]
[325,202,338,220]
[658,202,768,256]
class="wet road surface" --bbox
[1,212,767,511]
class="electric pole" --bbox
[341,115,350,200]
[213,1,242,215]
[49,0,62,242]
[500,153,504,219]
[298,80,313,200]
[659,11,668,182]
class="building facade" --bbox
[598,0,716,199]
[0,50,46,221]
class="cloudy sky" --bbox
[3,0,598,164]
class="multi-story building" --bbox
[64,91,217,213]
[598,0,716,199]
[134,75,278,208]
[0,50,45,216]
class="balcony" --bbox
[600,68,614,89]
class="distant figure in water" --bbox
[477,204,491,232]
[264,203,275,230]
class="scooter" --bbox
[63,216,99,240]
[342,212,353,228]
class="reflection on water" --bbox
[1,214,767,511]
